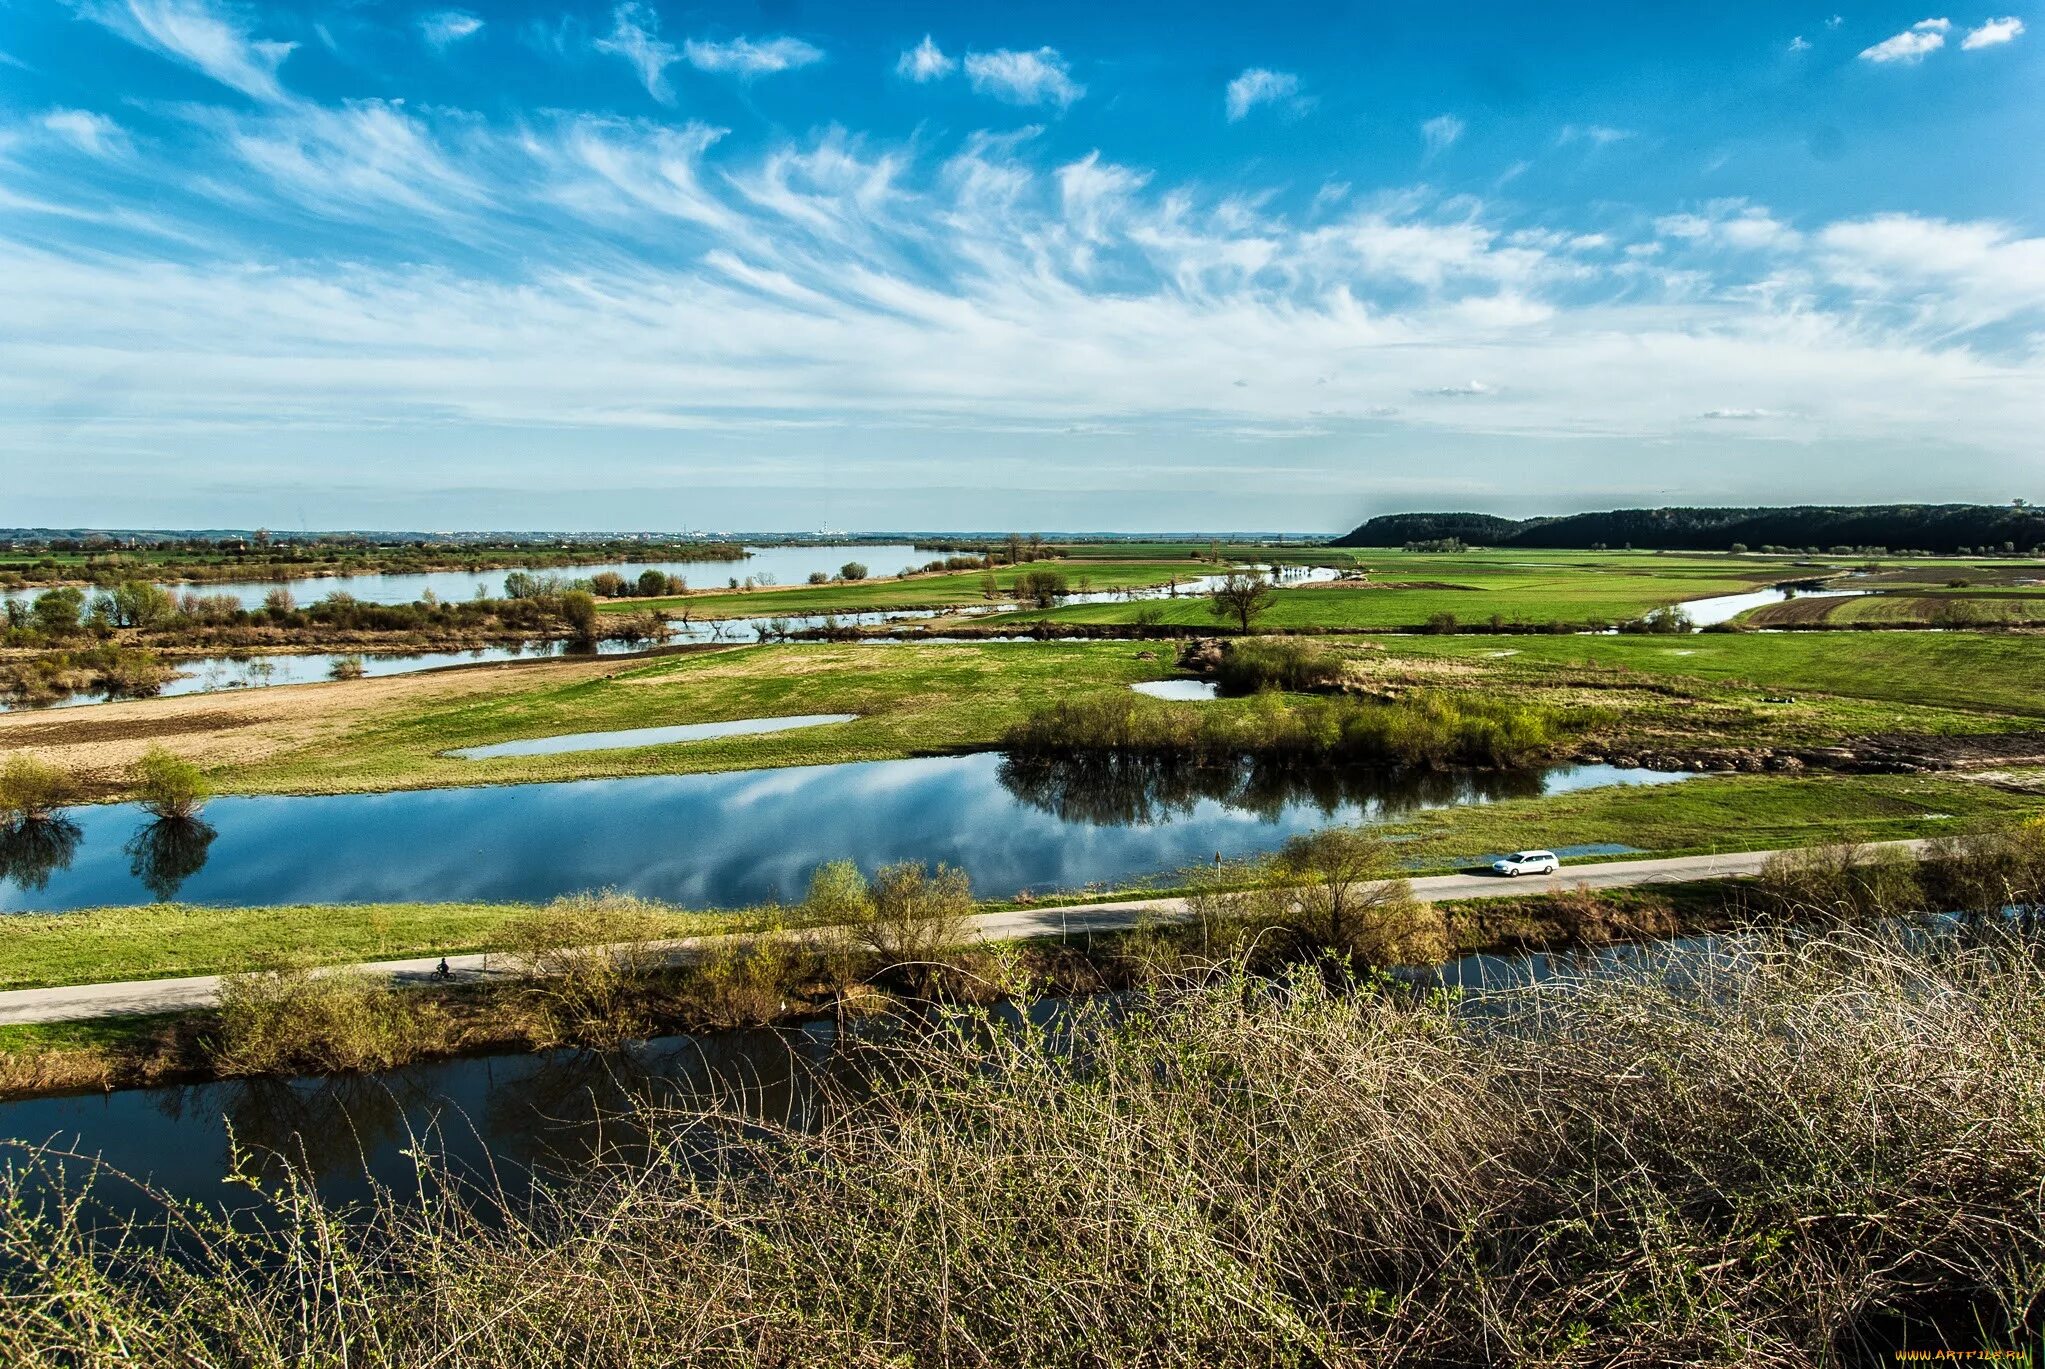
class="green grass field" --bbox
[231,642,1176,795]
[220,630,2045,799]
[1014,549,1805,631]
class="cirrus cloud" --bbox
[964,47,1083,107]
[1224,68,1300,121]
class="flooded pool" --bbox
[1130,680,1219,701]
[0,754,1688,912]
[448,714,858,759]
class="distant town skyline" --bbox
[3,0,2041,528]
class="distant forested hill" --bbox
[1334,504,2045,554]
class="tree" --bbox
[97,581,176,629]
[262,586,297,618]
[1208,570,1275,631]
[30,587,84,636]
[839,562,868,581]
[1014,569,1068,608]
[808,571,829,585]
[133,746,210,820]
[636,568,668,597]
[557,589,601,645]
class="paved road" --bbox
[0,843,1924,1026]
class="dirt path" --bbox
[0,843,1918,1024]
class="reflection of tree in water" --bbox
[0,818,82,892]
[997,755,1555,828]
[477,1029,835,1183]
[215,1076,407,1185]
[124,818,216,901]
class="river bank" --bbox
[0,914,2033,1364]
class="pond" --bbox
[1130,679,1219,701]
[1679,584,1866,626]
[447,714,858,759]
[0,754,1686,912]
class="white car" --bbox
[1492,850,1561,878]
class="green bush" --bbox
[0,753,74,825]
[807,859,974,994]
[132,746,209,819]
[1212,639,1346,694]
[1006,688,1558,769]
[505,891,676,1046]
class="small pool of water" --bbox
[0,754,1688,912]
[449,714,858,759]
[1130,680,1219,701]
[1680,585,1867,626]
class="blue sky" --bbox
[1,0,2040,531]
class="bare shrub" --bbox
[1924,820,2045,921]
[8,929,2041,1364]
[806,859,975,994]
[1757,841,1923,921]
[213,964,445,1076]
[504,891,676,1046]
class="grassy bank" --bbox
[225,642,1170,795]
[2,925,2038,1362]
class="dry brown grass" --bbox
[0,927,2038,1365]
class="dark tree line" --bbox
[1335,503,2045,555]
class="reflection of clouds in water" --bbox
[0,755,1685,913]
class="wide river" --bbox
[0,754,1683,912]
[1,544,931,610]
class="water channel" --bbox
[0,931,1719,1216]
[0,754,1685,912]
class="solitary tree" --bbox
[1208,570,1275,631]
[133,746,210,820]
[839,561,869,581]
[1266,829,1445,968]
[1014,569,1068,608]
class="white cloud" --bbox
[1961,16,2024,48]
[41,108,125,154]
[419,10,483,49]
[594,3,680,102]
[1557,123,1634,146]
[896,34,954,82]
[683,35,824,77]
[1859,18,1951,62]
[76,0,296,102]
[1826,14,1845,27]
[1656,202,1801,252]
[964,47,1084,107]
[1788,35,1812,52]
[3,106,2043,499]
[1420,114,1464,158]
[1224,68,1300,121]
